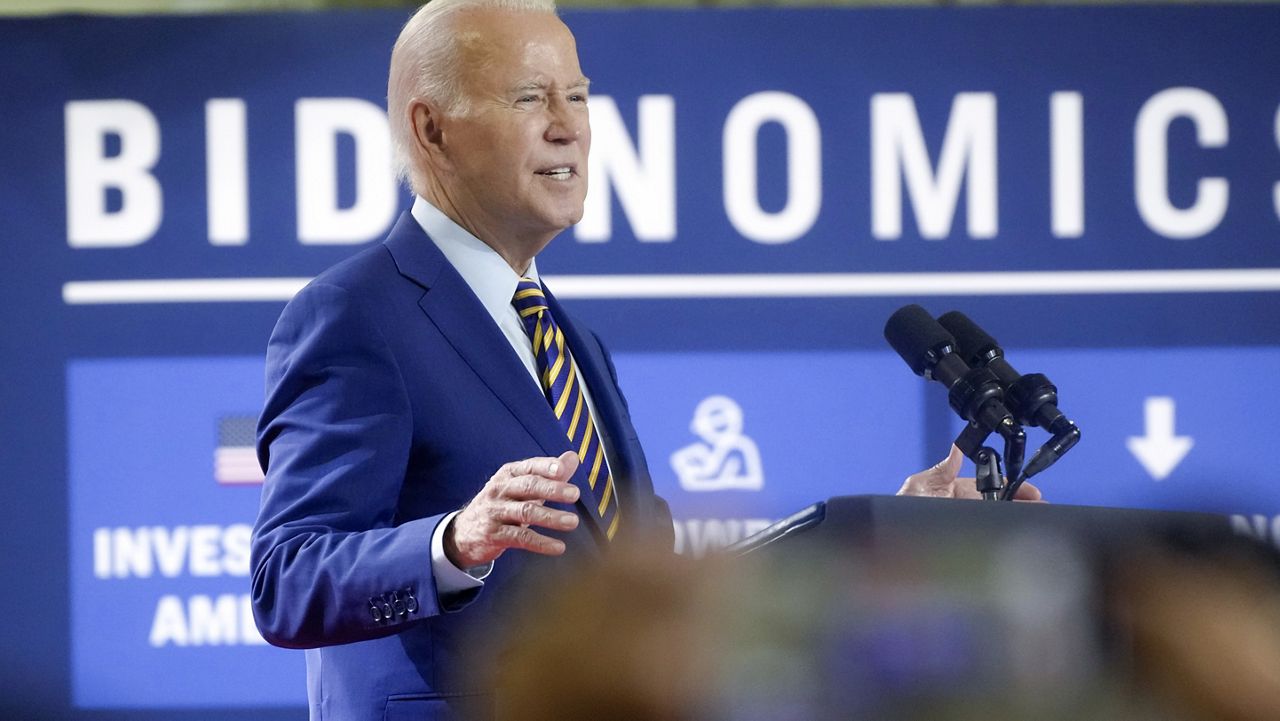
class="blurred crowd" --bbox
[489,527,1280,721]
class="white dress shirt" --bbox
[410,196,617,601]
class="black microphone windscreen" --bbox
[884,304,954,377]
[938,310,999,366]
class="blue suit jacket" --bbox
[251,212,673,721]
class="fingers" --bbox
[551,450,580,480]
[446,500,575,567]
[495,475,580,504]
[489,454,581,504]
[898,445,966,498]
[899,446,1050,502]
[949,477,982,500]
[499,452,578,483]
[1011,480,1044,502]
[446,518,569,567]
[495,524,567,556]
[939,444,964,477]
[445,454,586,568]
[490,453,582,513]
[488,498,580,532]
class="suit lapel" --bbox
[384,214,571,460]
[383,214,607,542]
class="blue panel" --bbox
[942,347,1280,515]
[2,6,1279,717]
[68,358,305,708]
[614,351,926,518]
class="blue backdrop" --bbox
[2,5,1279,717]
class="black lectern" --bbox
[495,496,1280,721]
[728,495,1238,556]
[713,496,1280,720]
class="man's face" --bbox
[438,9,590,249]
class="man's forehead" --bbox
[509,76,591,92]
[450,13,585,93]
[450,7,575,49]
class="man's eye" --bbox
[518,95,540,103]
[569,94,587,104]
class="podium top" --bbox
[730,495,1235,557]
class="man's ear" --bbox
[410,99,451,170]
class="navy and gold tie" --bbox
[512,277,620,541]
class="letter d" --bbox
[65,100,163,247]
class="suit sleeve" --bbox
[250,282,463,649]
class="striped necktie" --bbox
[512,277,620,541]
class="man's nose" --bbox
[544,97,585,143]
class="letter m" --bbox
[872,92,997,240]
[188,595,240,645]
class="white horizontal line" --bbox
[549,269,1280,297]
[215,476,265,486]
[62,268,1280,304]
[64,278,311,304]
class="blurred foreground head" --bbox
[491,549,717,721]
[1112,542,1280,721]
[488,532,1280,721]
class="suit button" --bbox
[391,592,407,617]
[369,601,383,623]
[380,597,393,620]
[404,589,419,613]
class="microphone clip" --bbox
[954,420,1021,501]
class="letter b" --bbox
[65,100,163,247]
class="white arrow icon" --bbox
[1126,396,1194,481]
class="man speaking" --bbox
[250,1,1022,718]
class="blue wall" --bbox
[3,6,1279,716]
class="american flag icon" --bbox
[215,415,264,485]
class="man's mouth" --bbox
[536,166,575,181]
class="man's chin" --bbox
[543,205,586,233]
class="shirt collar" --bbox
[410,195,539,316]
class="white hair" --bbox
[387,0,559,191]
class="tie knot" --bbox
[512,277,548,319]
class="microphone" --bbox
[884,304,1025,491]
[937,310,1080,484]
